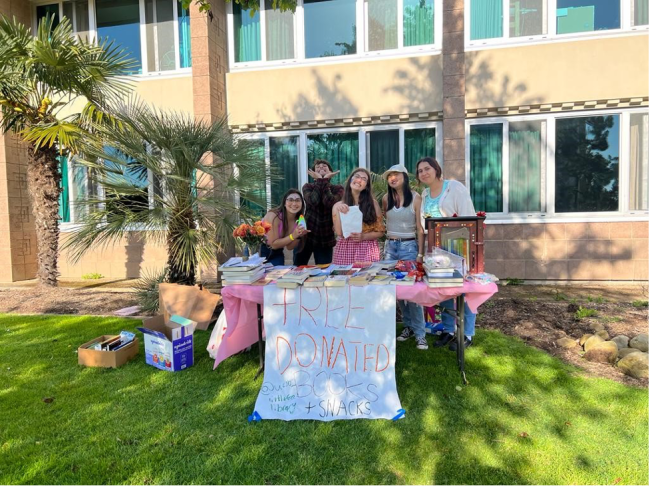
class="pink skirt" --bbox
[332,239,381,266]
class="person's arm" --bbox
[381,194,388,215]
[332,205,343,238]
[265,212,304,250]
[414,194,424,262]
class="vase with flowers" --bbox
[233,221,272,261]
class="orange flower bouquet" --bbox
[233,221,272,260]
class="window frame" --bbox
[227,0,442,71]
[32,0,192,78]
[465,0,648,51]
[238,122,441,210]
[465,108,649,223]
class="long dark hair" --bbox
[343,168,377,225]
[415,157,443,182]
[271,189,305,237]
[386,172,413,211]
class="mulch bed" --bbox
[0,284,647,387]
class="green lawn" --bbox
[0,314,647,485]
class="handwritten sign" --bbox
[254,285,402,421]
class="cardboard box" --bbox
[159,283,220,331]
[137,315,197,372]
[78,335,139,368]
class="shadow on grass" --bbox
[0,314,647,484]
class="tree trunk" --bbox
[26,144,61,287]
[166,203,196,286]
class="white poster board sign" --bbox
[254,286,402,421]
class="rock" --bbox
[567,303,579,313]
[588,322,605,332]
[584,335,605,352]
[629,334,649,353]
[617,352,649,379]
[611,335,630,350]
[584,341,619,364]
[557,337,577,349]
[579,334,593,346]
[618,348,642,359]
[595,330,610,340]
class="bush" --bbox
[574,306,598,320]
[133,267,168,315]
[632,300,648,308]
[81,273,104,280]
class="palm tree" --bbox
[64,99,269,286]
[0,15,134,286]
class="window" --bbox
[468,0,645,47]
[308,132,359,183]
[270,136,300,205]
[633,0,649,25]
[36,4,61,29]
[555,115,619,212]
[241,140,267,217]
[467,110,646,219]
[304,0,357,58]
[404,127,436,174]
[229,0,440,67]
[96,0,143,74]
[556,0,620,34]
[233,3,261,62]
[629,113,649,210]
[36,0,191,75]
[58,155,99,223]
[367,130,399,174]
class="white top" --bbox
[386,204,416,238]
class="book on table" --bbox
[391,273,416,286]
[304,275,328,287]
[369,275,392,285]
[324,275,349,287]
[348,270,373,286]
[276,280,301,289]
[424,270,464,288]
[423,264,456,277]
[218,255,265,272]
[222,267,266,285]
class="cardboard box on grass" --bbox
[137,315,197,372]
[159,283,220,331]
[78,335,139,368]
[136,283,220,372]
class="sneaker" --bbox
[415,336,429,350]
[449,335,473,352]
[433,332,454,348]
[397,327,415,341]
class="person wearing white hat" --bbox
[381,164,428,351]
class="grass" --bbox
[81,273,104,280]
[504,278,524,286]
[574,306,599,320]
[632,300,649,308]
[587,296,607,304]
[0,314,648,485]
[554,291,568,301]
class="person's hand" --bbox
[308,169,322,179]
[323,170,340,179]
[292,226,310,239]
[333,202,349,214]
[349,232,363,242]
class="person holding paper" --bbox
[294,159,344,265]
[381,164,428,351]
[261,189,309,266]
[331,168,385,265]
[416,157,477,351]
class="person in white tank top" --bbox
[381,164,428,350]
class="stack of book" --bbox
[369,275,392,285]
[219,256,266,285]
[423,264,464,288]
[276,267,314,288]
[390,272,416,286]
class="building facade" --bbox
[0,0,648,282]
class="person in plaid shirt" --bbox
[332,168,385,265]
[294,160,344,265]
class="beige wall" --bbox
[58,233,167,280]
[484,222,649,281]
[134,76,195,114]
[226,55,443,126]
[466,35,649,110]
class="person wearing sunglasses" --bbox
[261,189,309,266]
[331,168,385,265]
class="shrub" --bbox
[133,267,168,315]
[574,306,598,320]
[81,273,104,280]
[632,300,648,308]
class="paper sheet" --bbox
[340,206,362,238]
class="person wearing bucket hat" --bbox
[381,164,428,350]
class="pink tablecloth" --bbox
[211,282,498,370]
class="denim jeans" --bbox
[439,299,476,337]
[384,239,426,339]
